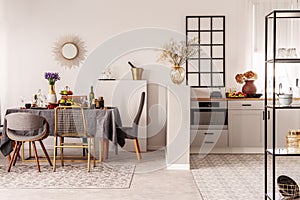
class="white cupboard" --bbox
[95,80,147,152]
[228,100,264,148]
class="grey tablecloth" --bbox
[0,108,123,157]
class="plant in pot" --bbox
[235,70,258,97]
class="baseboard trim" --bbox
[147,145,165,151]
[167,164,190,170]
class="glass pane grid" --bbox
[186,16,225,87]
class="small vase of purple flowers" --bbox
[44,72,60,104]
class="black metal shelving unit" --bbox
[186,16,225,88]
[264,10,300,200]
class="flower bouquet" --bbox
[44,72,60,85]
[235,70,257,84]
[44,72,60,104]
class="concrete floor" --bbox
[0,149,202,200]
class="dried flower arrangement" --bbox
[235,70,258,84]
[158,37,198,66]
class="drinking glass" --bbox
[277,48,287,58]
[20,96,25,108]
[287,48,297,58]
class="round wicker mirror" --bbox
[53,35,87,69]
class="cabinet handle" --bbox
[204,141,214,144]
[242,104,252,106]
[263,111,265,120]
[204,132,214,135]
[268,110,270,119]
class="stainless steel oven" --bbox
[191,100,228,130]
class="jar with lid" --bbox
[286,129,300,153]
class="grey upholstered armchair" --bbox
[5,112,52,172]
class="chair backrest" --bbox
[133,92,145,126]
[6,113,45,131]
[54,106,87,137]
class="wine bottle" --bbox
[99,97,104,109]
[128,61,136,68]
[89,86,95,107]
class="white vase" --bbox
[47,84,57,104]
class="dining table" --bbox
[0,107,125,159]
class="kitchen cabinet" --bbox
[228,100,264,148]
[190,99,228,154]
[190,130,228,154]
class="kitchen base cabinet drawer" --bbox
[228,101,264,110]
[190,130,228,148]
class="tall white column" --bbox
[166,85,190,170]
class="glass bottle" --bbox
[89,86,95,107]
[99,97,104,109]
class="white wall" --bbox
[0,0,253,148]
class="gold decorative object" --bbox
[53,34,87,69]
[170,65,185,85]
[131,67,144,80]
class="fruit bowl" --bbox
[226,91,246,98]
[60,90,73,95]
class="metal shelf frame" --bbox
[264,10,300,200]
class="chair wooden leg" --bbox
[60,137,64,167]
[28,141,32,158]
[13,142,22,166]
[11,140,21,161]
[83,148,86,157]
[53,137,57,172]
[93,138,96,167]
[133,139,141,160]
[8,142,20,172]
[39,140,52,166]
[32,141,40,172]
[87,138,91,172]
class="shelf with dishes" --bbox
[264,10,300,200]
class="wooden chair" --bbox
[5,113,52,172]
[53,106,95,172]
[116,92,145,160]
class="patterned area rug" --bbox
[191,154,264,200]
[191,154,300,200]
[0,163,135,189]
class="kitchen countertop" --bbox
[191,97,300,101]
[191,98,264,101]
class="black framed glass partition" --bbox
[186,16,225,88]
